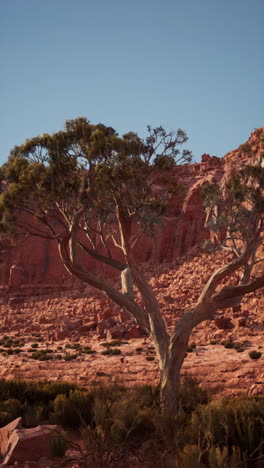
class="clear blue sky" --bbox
[1,0,263,164]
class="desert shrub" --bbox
[221,340,234,349]
[210,340,217,345]
[0,399,25,425]
[64,353,78,361]
[32,350,53,361]
[50,432,68,457]
[146,356,155,361]
[100,340,127,348]
[0,379,77,408]
[127,385,160,411]
[109,340,127,346]
[101,348,121,356]
[180,375,210,413]
[31,343,38,348]
[22,403,48,427]
[190,396,264,464]
[71,343,80,349]
[249,350,262,360]
[240,142,251,153]
[0,410,13,427]
[53,390,94,429]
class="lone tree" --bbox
[0,118,264,413]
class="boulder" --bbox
[80,321,98,332]
[0,417,22,457]
[2,424,59,465]
[106,323,126,340]
[97,318,118,338]
[124,325,144,339]
[214,316,235,330]
[8,265,24,288]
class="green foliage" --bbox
[0,378,262,466]
[240,142,251,153]
[249,350,262,360]
[64,353,78,361]
[189,396,264,464]
[187,342,197,352]
[202,162,264,259]
[53,390,94,429]
[31,350,53,361]
[0,118,192,256]
[221,340,234,349]
[50,432,68,457]
[0,379,76,408]
[101,348,121,356]
[180,375,210,414]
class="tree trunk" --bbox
[160,336,189,414]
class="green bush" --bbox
[249,350,262,360]
[53,390,94,429]
[240,142,251,153]
[101,348,121,356]
[221,340,234,349]
[64,353,78,361]
[32,350,53,361]
[180,375,210,414]
[0,379,77,407]
[50,432,68,457]
[190,396,264,464]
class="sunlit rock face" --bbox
[0,128,263,288]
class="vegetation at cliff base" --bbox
[0,378,262,467]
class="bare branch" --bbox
[78,241,127,271]
[212,273,264,309]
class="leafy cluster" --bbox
[0,118,192,251]
[202,164,264,260]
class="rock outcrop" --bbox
[0,420,59,465]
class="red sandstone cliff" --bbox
[1,128,263,290]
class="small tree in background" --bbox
[0,118,264,414]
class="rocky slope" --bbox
[0,247,262,400]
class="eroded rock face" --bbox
[0,128,263,287]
